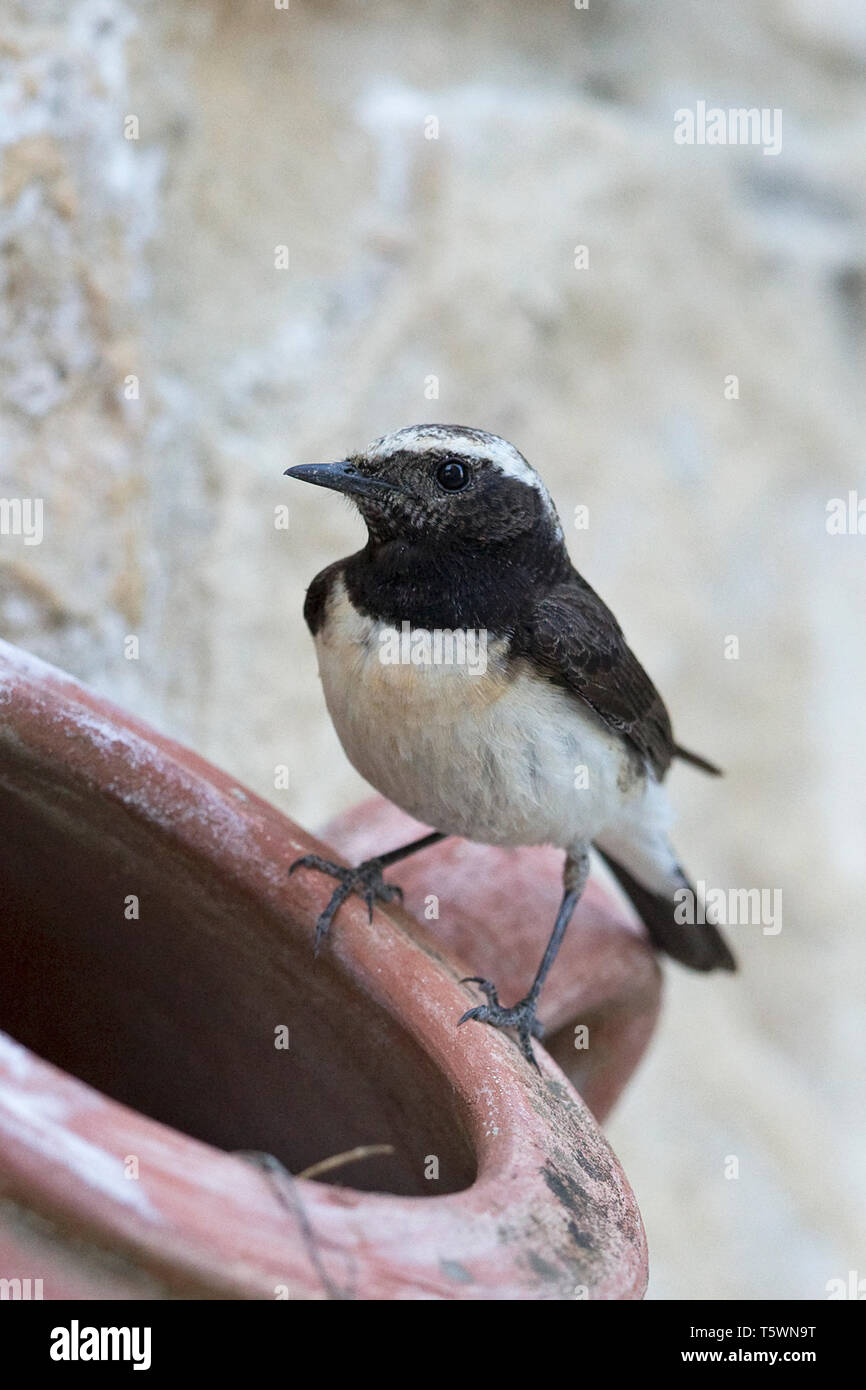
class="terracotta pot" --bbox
[0,638,649,1299]
[324,801,661,1123]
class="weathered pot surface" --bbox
[0,638,649,1299]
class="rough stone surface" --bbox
[1,0,864,1298]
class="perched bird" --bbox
[285,424,735,1065]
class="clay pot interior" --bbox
[0,753,477,1199]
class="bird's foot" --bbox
[458,977,544,1069]
[289,852,404,953]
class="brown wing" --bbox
[514,575,676,780]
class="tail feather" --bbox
[673,743,723,776]
[594,846,737,973]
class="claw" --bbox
[313,879,354,955]
[290,852,402,951]
[518,1032,541,1071]
[458,1004,487,1027]
[459,976,500,1006]
[458,978,543,1069]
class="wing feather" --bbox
[513,576,675,780]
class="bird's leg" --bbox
[289,830,446,953]
[459,849,590,1069]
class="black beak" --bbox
[283,460,397,502]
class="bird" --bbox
[285,423,735,1066]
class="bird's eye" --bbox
[436,460,470,491]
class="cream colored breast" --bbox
[315,579,513,723]
[312,577,645,850]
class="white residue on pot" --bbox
[0,1038,159,1220]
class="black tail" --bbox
[595,848,737,973]
[674,743,723,776]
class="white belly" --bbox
[313,581,664,854]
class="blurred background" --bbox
[1,0,864,1298]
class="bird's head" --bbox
[285,424,563,548]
